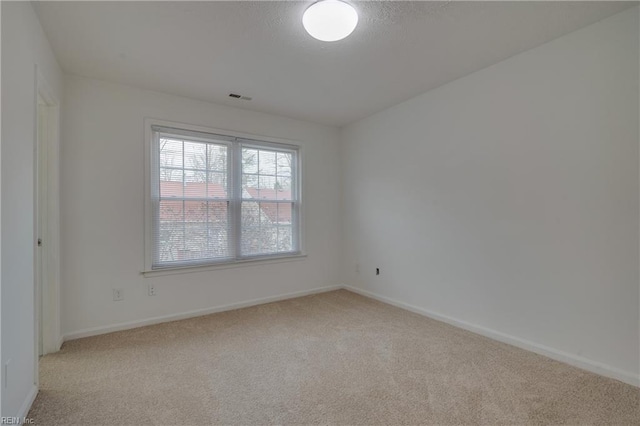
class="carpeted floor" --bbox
[29,289,639,425]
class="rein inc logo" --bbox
[1,418,34,425]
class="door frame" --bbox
[34,66,61,385]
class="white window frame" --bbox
[143,118,304,275]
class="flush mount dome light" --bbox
[303,0,358,42]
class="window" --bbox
[147,122,301,270]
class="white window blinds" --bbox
[150,125,300,269]
[240,144,298,256]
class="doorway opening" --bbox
[34,69,61,386]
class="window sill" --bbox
[142,253,307,278]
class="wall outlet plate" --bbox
[113,288,124,301]
[148,283,157,296]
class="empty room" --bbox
[1,1,639,424]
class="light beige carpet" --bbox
[29,290,638,425]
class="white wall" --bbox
[1,1,63,417]
[61,75,343,337]
[341,8,639,384]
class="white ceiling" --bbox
[34,1,635,127]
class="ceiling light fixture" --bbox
[302,0,358,42]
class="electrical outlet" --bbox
[148,283,157,296]
[376,268,380,276]
[355,263,360,274]
[113,288,124,301]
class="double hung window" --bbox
[148,124,301,270]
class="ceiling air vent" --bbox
[229,93,252,101]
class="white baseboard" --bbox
[344,285,640,388]
[63,285,342,342]
[17,385,38,423]
[61,283,639,388]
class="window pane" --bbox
[184,171,207,197]
[258,175,276,192]
[208,144,227,173]
[159,221,183,263]
[241,201,263,256]
[159,168,183,184]
[207,172,228,199]
[276,152,292,178]
[159,174,183,198]
[275,203,292,224]
[158,199,184,263]
[183,223,209,260]
[242,147,296,202]
[242,148,258,174]
[205,202,229,259]
[277,226,293,252]
[159,140,228,200]
[183,141,207,170]
[241,201,279,255]
[276,178,291,200]
[258,150,276,175]
[241,201,293,256]
[157,200,229,264]
[183,199,208,222]
[159,138,183,169]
